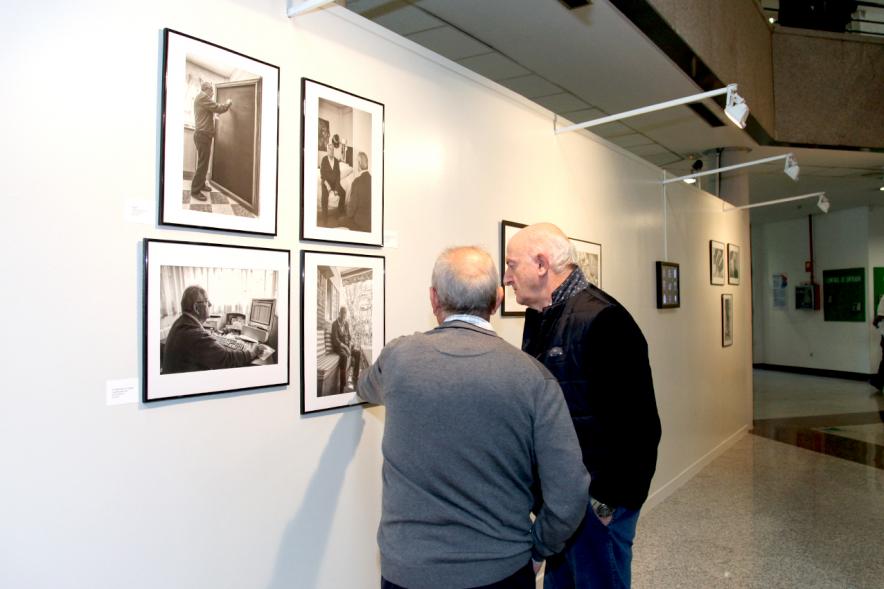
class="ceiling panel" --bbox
[499,74,563,98]
[456,52,530,80]
[533,92,591,113]
[407,26,490,60]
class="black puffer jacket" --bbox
[523,284,662,510]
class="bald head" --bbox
[431,246,502,320]
[200,81,213,92]
[510,223,574,274]
[503,222,576,311]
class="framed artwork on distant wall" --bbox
[571,237,602,289]
[655,261,680,309]
[710,240,725,285]
[159,29,280,235]
[500,220,602,316]
[143,239,290,402]
[301,78,385,246]
[301,251,385,414]
[721,293,734,347]
[727,243,741,285]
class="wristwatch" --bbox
[590,497,614,519]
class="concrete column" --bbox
[719,147,752,208]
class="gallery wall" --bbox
[751,206,876,373]
[0,1,751,587]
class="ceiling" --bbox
[344,0,884,223]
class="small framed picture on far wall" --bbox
[727,243,740,285]
[721,293,734,347]
[710,240,725,285]
[655,261,680,309]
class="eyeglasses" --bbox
[196,300,212,307]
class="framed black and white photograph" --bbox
[656,261,680,309]
[500,220,602,316]
[144,239,290,402]
[301,79,384,246]
[571,236,602,288]
[710,240,726,286]
[160,29,279,235]
[301,251,385,414]
[721,293,734,347]
[727,243,741,285]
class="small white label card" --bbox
[124,200,153,225]
[106,378,139,406]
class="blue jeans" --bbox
[544,503,641,589]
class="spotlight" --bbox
[691,159,704,172]
[683,178,697,185]
[817,194,830,213]
[784,154,800,181]
[725,86,749,129]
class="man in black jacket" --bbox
[504,222,661,589]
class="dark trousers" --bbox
[336,347,361,393]
[381,561,534,589]
[191,131,213,195]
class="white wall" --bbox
[0,1,752,587]
[751,206,873,373]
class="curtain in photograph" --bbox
[160,265,278,319]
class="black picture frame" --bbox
[300,78,385,247]
[727,243,741,285]
[655,261,680,309]
[721,293,734,347]
[159,28,280,235]
[300,250,386,414]
[710,240,725,286]
[143,238,290,402]
[500,220,528,316]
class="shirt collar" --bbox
[550,266,589,306]
[443,314,495,332]
[183,311,205,328]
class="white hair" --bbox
[520,223,575,273]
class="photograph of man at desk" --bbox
[159,266,279,375]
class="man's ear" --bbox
[491,286,504,315]
[535,253,550,277]
[429,286,441,315]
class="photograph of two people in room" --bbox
[315,97,374,233]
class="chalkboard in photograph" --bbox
[214,79,262,214]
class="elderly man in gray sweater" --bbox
[358,246,589,589]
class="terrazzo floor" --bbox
[628,371,884,588]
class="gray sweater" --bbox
[358,321,589,589]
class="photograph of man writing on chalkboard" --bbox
[182,55,262,219]
[160,29,280,235]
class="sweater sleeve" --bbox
[530,376,590,559]
[355,336,402,405]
